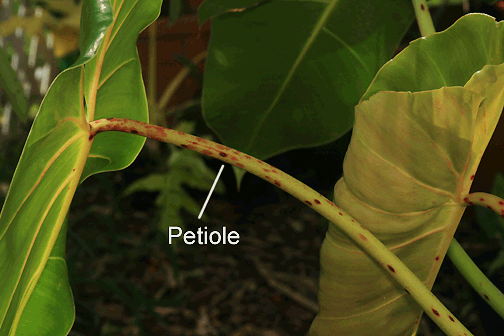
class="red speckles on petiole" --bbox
[236,163,244,168]
[219,152,227,157]
[435,256,439,261]
[421,3,425,10]
[264,169,270,173]
[431,308,440,317]
[470,175,475,180]
[314,199,321,204]
[305,201,312,206]
[499,201,504,206]
[202,150,212,156]
[359,234,367,241]
[480,198,485,202]
[387,265,395,273]
[231,156,238,161]
[484,294,490,301]
[274,180,281,187]
[449,316,455,322]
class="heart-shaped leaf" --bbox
[200,0,415,186]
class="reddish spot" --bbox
[463,197,470,203]
[177,131,185,135]
[484,294,490,301]
[236,163,244,168]
[231,156,238,161]
[499,200,504,206]
[326,200,334,206]
[339,212,343,216]
[264,169,270,173]
[219,152,227,157]
[181,144,188,148]
[233,151,240,155]
[420,3,425,10]
[351,219,355,222]
[89,134,94,140]
[405,289,410,295]
[196,138,208,144]
[72,169,76,172]
[360,225,365,229]
[480,198,485,202]
[216,144,226,150]
[435,256,439,261]
[130,130,138,134]
[272,170,277,173]
[202,150,212,156]
[449,315,455,322]
[387,265,395,273]
[257,160,263,164]
[245,155,252,160]
[487,206,493,211]
[359,234,367,241]
[314,199,321,204]
[265,176,271,179]
[470,175,475,180]
[431,308,439,316]
[305,201,312,206]
[274,180,281,187]
[189,141,198,145]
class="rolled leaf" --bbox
[311,13,504,336]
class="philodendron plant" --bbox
[1,0,504,335]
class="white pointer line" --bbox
[198,165,225,219]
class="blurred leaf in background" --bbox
[0,0,82,58]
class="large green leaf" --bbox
[199,0,414,185]
[0,0,162,334]
[311,14,504,335]
[0,47,28,122]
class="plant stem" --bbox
[412,0,436,36]
[448,237,504,320]
[88,118,473,336]
[452,192,504,317]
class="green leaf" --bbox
[0,0,162,334]
[312,14,504,335]
[200,0,415,186]
[0,46,28,122]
